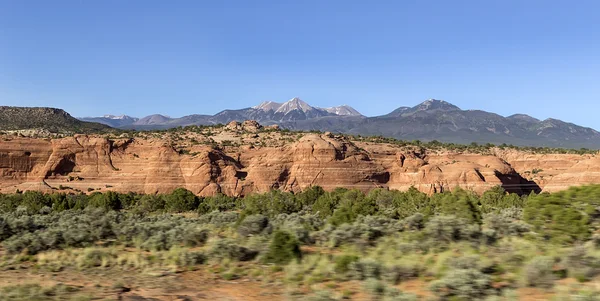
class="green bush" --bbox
[262,230,302,265]
[209,238,258,261]
[348,258,382,280]
[199,193,236,213]
[237,214,270,237]
[424,215,480,245]
[88,191,121,210]
[164,188,199,212]
[429,269,494,300]
[135,194,165,213]
[334,254,359,274]
[523,185,600,244]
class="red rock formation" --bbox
[1,133,598,196]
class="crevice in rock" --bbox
[47,154,76,177]
[367,172,390,184]
[474,169,486,182]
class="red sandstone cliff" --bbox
[1,131,598,196]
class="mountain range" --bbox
[77,97,600,148]
[0,98,582,148]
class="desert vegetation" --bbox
[2,185,600,299]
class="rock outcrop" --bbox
[1,132,598,196]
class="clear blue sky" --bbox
[1,0,599,128]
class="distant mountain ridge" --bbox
[76,98,600,148]
[81,97,363,128]
[0,106,110,133]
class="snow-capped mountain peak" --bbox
[275,97,315,114]
[322,105,362,116]
[252,101,282,112]
[102,114,137,120]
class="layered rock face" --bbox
[0,133,598,196]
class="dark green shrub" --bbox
[209,238,258,261]
[199,193,236,213]
[334,255,359,274]
[262,230,302,265]
[479,186,524,214]
[237,214,270,237]
[241,190,300,217]
[312,191,343,218]
[20,191,51,214]
[164,188,199,212]
[431,189,481,224]
[135,194,165,213]
[182,227,209,247]
[393,187,432,219]
[176,251,206,266]
[296,186,325,208]
[523,186,600,244]
[88,191,121,210]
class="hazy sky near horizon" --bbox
[1,1,599,128]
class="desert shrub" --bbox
[315,215,399,248]
[87,191,121,210]
[329,189,377,226]
[271,212,324,244]
[523,256,556,288]
[76,248,115,268]
[402,213,425,230]
[0,283,83,301]
[199,193,236,213]
[237,214,270,237]
[312,190,344,218]
[181,227,209,247]
[348,258,382,280]
[198,211,239,226]
[381,263,420,284]
[366,188,396,218]
[424,215,480,245]
[164,188,199,212]
[431,189,482,224]
[209,238,258,261]
[429,268,495,300]
[563,246,600,282]
[334,254,360,274]
[20,191,52,214]
[306,290,337,301]
[240,190,300,217]
[296,186,326,208]
[135,194,165,213]
[262,230,302,265]
[362,279,418,300]
[479,186,525,214]
[2,232,46,254]
[446,254,482,271]
[172,250,206,266]
[363,278,386,295]
[383,288,418,301]
[482,209,530,240]
[523,185,600,244]
[392,187,433,219]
